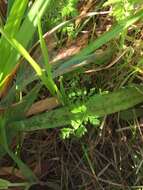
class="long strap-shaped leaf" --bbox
[13,85,143,131]
[0,0,52,85]
[0,0,29,79]
[4,0,29,36]
[54,9,143,76]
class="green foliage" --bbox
[61,0,78,17]
[0,15,63,102]
[1,0,143,186]
[0,0,54,179]
[54,9,143,75]
[0,0,52,88]
[12,85,143,132]
[65,73,88,103]
[43,0,78,37]
[37,17,63,101]
[61,0,78,38]
[60,114,100,139]
[62,22,76,38]
[104,0,141,22]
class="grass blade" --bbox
[37,16,63,99]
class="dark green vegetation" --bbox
[0,0,143,189]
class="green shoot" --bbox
[37,16,63,102]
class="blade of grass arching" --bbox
[0,27,43,87]
[54,48,113,77]
[0,117,37,182]
[13,85,143,131]
[37,17,63,100]
[0,27,63,101]
[0,0,52,85]
[37,16,51,76]
[56,9,143,74]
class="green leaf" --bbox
[75,125,87,138]
[71,105,87,114]
[37,16,62,98]
[12,85,143,132]
[71,119,81,129]
[7,0,16,15]
[60,128,73,139]
[88,116,100,126]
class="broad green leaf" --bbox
[12,85,143,131]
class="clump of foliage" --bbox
[61,0,78,17]
[43,0,78,37]
[104,0,143,22]
[1,0,143,189]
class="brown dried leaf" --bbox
[26,97,60,117]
